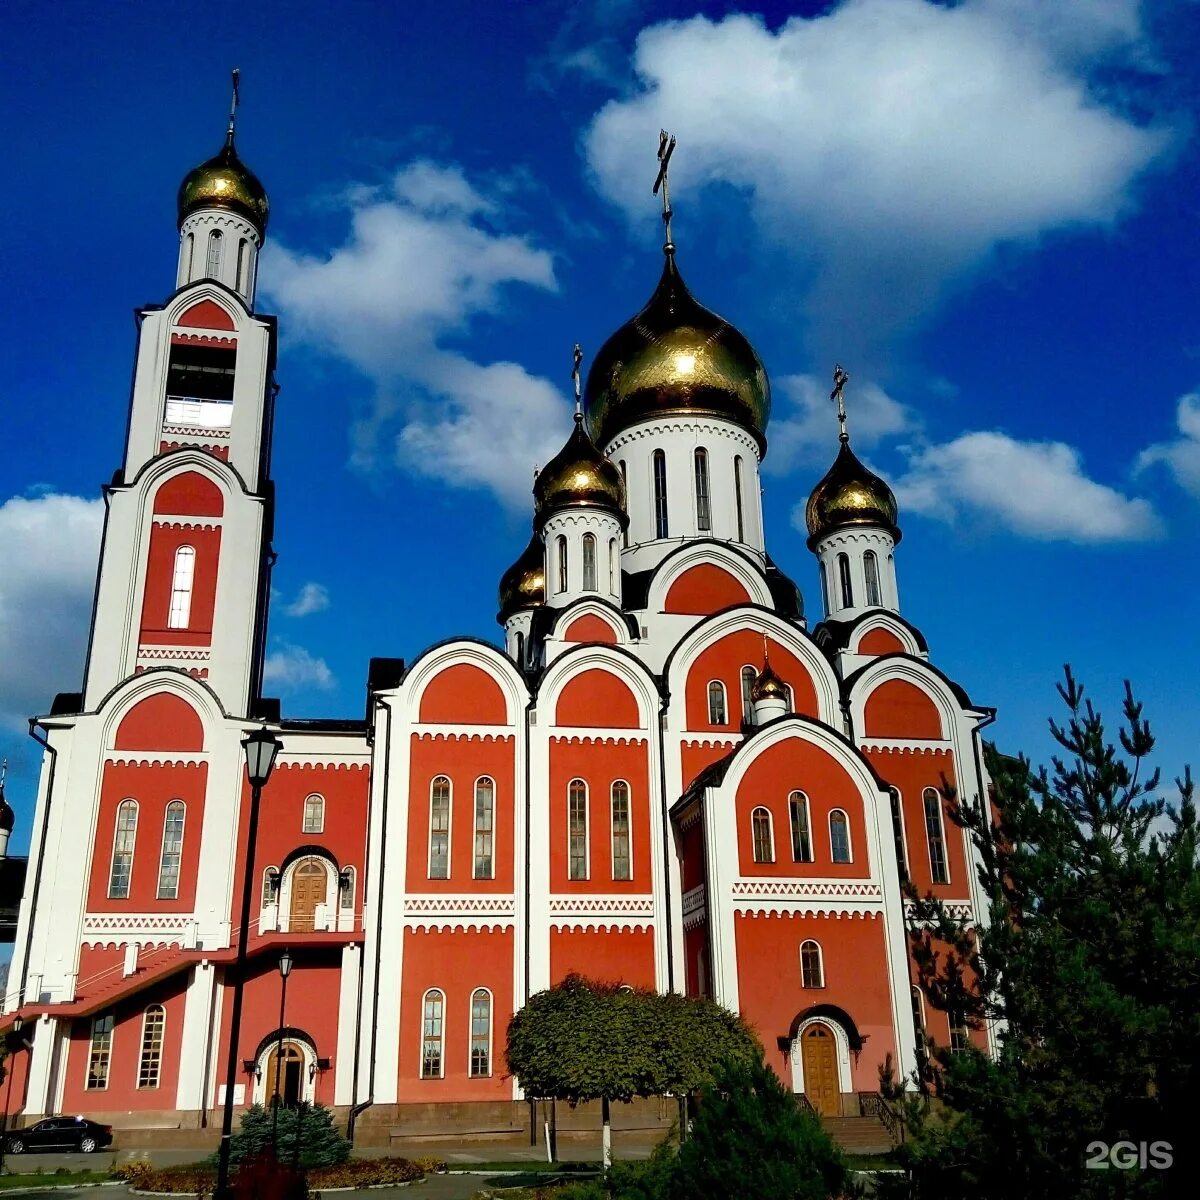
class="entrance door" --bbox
[289,860,325,932]
[801,1024,840,1116]
[265,1042,305,1107]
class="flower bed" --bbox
[123,1155,438,1194]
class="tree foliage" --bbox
[221,1103,351,1169]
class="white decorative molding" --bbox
[403,895,517,917]
[136,645,213,661]
[682,884,707,930]
[732,879,882,900]
[151,517,224,531]
[161,423,232,441]
[105,753,207,767]
[903,898,975,923]
[548,895,655,916]
[82,914,199,947]
[859,739,951,753]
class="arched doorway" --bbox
[265,1042,305,1108]
[797,1022,840,1116]
[288,859,326,932]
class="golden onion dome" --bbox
[805,439,900,548]
[533,415,628,529]
[583,253,770,451]
[497,531,545,621]
[177,134,270,235]
[750,660,789,703]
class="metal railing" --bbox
[858,1091,903,1143]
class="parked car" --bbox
[4,1116,113,1154]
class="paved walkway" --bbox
[0,1176,555,1199]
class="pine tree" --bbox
[224,1103,350,1169]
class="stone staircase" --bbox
[821,1115,896,1155]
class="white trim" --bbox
[706,679,728,726]
[253,1036,316,1106]
[799,939,824,989]
[789,1017,853,1097]
[136,1003,167,1090]
[302,793,326,835]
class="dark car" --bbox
[4,1116,113,1154]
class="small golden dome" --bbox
[497,531,545,621]
[583,254,770,451]
[534,416,628,529]
[750,660,789,703]
[805,439,900,548]
[178,135,269,235]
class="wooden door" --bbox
[801,1024,840,1116]
[266,1043,304,1106]
[289,860,325,932]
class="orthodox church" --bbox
[1,106,995,1139]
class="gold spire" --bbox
[653,130,677,255]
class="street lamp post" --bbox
[271,949,293,1156]
[0,1017,27,1177]
[214,726,282,1200]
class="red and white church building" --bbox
[1,118,996,1135]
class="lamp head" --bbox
[278,949,293,979]
[242,726,282,788]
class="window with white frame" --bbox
[751,807,774,863]
[339,866,355,911]
[890,789,909,882]
[733,456,745,542]
[262,866,280,907]
[469,988,492,1077]
[652,450,669,538]
[109,799,138,899]
[837,553,853,608]
[87,1014,114,1089]
[568,779,589,880]
[429,777,451,879]
[156,800,185,901]
[303,793,325,834]
[421,989,444,1078]
[800,940,824,988]
[167,545,196,629]
[611,781,632,881]
[582,533,597,591]
[923,787,949,884]
[911,986,926,1042]
[609,538,618,592]
[556,535,568,593]
[707,680,727,725]
[183,231,195,277]
[236,239,247,293]
[864,551,882,606]
[949,1010,970,1053]
[740,665,756,724]
[830,810,851,863]
[618,462,629,546]
[138,1005,166,1088]
[789,792,813,862]
[473,777,495,880]
[694,448,711,531]
[819,560,830,615]
[206,229,223,277]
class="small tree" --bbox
[223,1103,350,1169]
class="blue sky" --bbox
[2,0,1199,859]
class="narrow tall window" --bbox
[568,779,588,880]
[184,232,195,278]
[429,777,451,879]
[236,239,247,293]
[800,940,824,988]
[469,988,492,1077]
[740,665,757,724]
[138,1005,166,1088]
[473,777,495,880]
[206,229,223,277]
[830,810,851,863]
[421,989,444,1078]
[611,781,632,881]
[618,462,629,546]
[707,681,727,725]
[890,789,909,882]
[837,553,853,608]
[751,807,774,863]
[911,986,926,1041]
[819,561,830,615]
[109,799,138,899]
[609,538,618,593]
[303,794,325,834]
[923,788,949,884]
[582,534,597,591]
[262,866,280,907]
[167,545,196,629]
[864,551,881,606]
[556,535,568,593]
[694,448,711,531]
[789,792,812,862]
[949,1010,970,1053]
[733,456,745,541]
[156,801,185,901]
[652,450,669,538]
[339,866,355,911]
[87,1014,114,1090]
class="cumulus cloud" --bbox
[887,430,1161,542]
[1134,392,1200,497]
[585,0,1170,357]
[282,582,331,618]
[0,493,104,730]
[263,643,336,691]
[263,160,566,508]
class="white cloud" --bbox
[1134,392,1200,497]
[887,430,1161,542]
[585,0,1170,355]
[263,161,567,507]
[0,493,104,730]
[263,643,336,692]
[283,582,331,618]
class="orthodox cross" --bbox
[227,68,241,141]
[0,758,6,789]
[653,130,677,249]
[572,343,584,420]
[830,363,850,443]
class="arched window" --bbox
[167,545,196,629]
[618,461,629,546]
[420,989,445,1078]
[473,777,495,880]
[911,985,926,1038]
[864,551,881,606]
[611,781,632,881]
[923,788,949,884]
[138,1005,166,1088]
[733,456,745,542]
[652,450,669,538]
[86,1014,114,1090]
[206,229,223,277]
[890,789,909,882]
[784,684,795,713]
[262,866,280,907]
[568,779,588,880]
[429,777,451,879]
[800,940,824,988]
[609,538,618,593]
[694,448,711,531]
[582,533,597,591]
[830,810,851,863]
[515,631,525,669]
[837,553,853,608]
[109,800,138,899]
[707,681,727,725]
[819,560,830,615]
[469,988,492,1077]
[184,232,195,278]
[302,794,325,834]
[751,807,774,863]
[339,865,355,911]
[740,665,757,724]
[156,801,185,901]
[556,535,568,593]
[789,792,812,863]
[236,239,247,292]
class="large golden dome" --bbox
[178,135,269,235]
[805,439,900,548]
[497,531,545,621]
[533,415,628,529]
[583,253,770,451]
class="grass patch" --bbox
[0,1169,112,1189]
[845,1151,903,1171]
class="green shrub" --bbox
[218,1103,350,1169]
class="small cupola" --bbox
[750,650,789,726]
